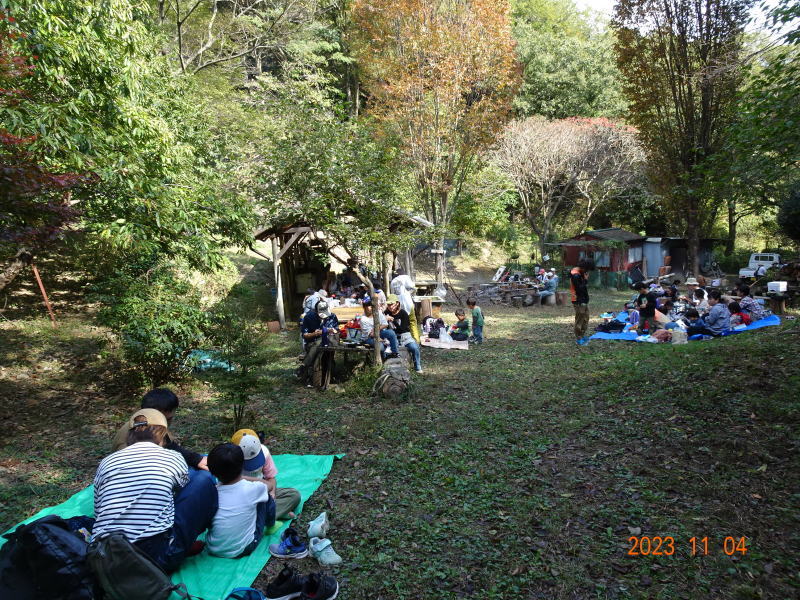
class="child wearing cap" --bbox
[232,429,301,520]
[206,443,275,558]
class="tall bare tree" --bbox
[612,0,754,274]
[494,116,646,259]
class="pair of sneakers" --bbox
[305,512,342,566]
[265,566,338,600]
[268,514,342,567]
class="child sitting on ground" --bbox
[233,429,301,521]
[728,301,751,327]
[466,298,485,344]
[206,443,275,558]
[449,309,471,341]
[684,308,706,336]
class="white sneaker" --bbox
[415,368,423,374]
[309,537,342,566]
[307,511,329,538]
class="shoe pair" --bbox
[306,513,342,566]
[265,566,338,600]
[576,336,590,346]
[269,520,342,567]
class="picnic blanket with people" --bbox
[0,388,343,600]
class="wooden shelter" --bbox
[254,211,433,329]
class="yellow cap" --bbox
[231,428,258,445]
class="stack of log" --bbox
[468,283,541,307]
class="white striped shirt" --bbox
[92,442,189,542]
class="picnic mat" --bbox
[420,338,470,350]
[1,453,342,600]
[589,314,781,342]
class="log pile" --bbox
[468,283,541,307]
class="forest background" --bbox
[1,0,799,385]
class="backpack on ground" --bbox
[87,532,198,600]
[225,588,267,600]
[0,514,96,600]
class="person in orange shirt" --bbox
[569,258,595,345]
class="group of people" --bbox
[299,268,427,380]
[94,389,302,572]
[570,259,768,344]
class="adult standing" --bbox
[390,268,420,343]
[570,259,594,346]
[92,409,218,573]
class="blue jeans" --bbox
[472,325,483,343]
[404,340,422,370]
[135,469,219,572]
[365,329,399,355]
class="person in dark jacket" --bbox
[111,388,207,470]
[570,258,595,345]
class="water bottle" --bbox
[321,326,329,347]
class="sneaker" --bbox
[307,512,329,539]
[576,337,589,346]
[415,368,423,374]
[301,572,339,600]
[269,527,308,559]
[187,540,205,556]
[266,565,306,600]
[309,537,342,566]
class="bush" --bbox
[96,259,208,386]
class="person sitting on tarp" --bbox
[736,284,765,322]
[728,301,751,327]
[449,309,471,341]
[361,299,399,358]
[634,282,661,334]
[385,294,423,373]
[684,308,706,335]
[112,388,208,471]
[703,290,731,336]
[299,300,339,385]
[539,272,558,303]
[681,277,707,305]
[93,409,218,572]
[693,287,710,313]
[232,429,300,521]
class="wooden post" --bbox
[271,237,286,330]
[31,262,57,327]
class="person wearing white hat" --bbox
[232,429,301,520]
[681,277,707,306]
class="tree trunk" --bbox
[686,220,700,277]
[0,247,32,293]
[725,199,736,256]
[434,238,446,286]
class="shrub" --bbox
[96,259,208,386]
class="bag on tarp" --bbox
[87,532,198,600]
[0,515,96,600]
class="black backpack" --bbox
[87,532,198,600]
[0,515,97,600]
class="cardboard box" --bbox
[768,281,787,293]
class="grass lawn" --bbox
[1,289,799,599]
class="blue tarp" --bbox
[589,314,781,342]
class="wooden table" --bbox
[312,343,373,390]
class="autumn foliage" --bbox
[350,0,519,281]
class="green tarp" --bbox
[2,453,342,600]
